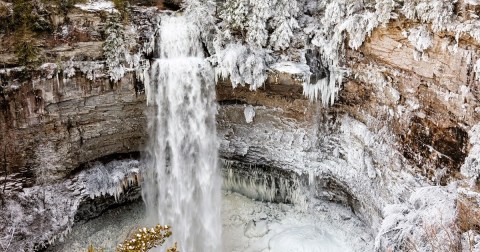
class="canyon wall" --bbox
[0,0,479,251]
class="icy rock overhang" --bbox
[0,157,143,251]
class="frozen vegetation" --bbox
[1,0,480,251]
[22,0,480,106]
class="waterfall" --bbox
[142,14,221,252]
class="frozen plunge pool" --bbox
[49,191,373,252]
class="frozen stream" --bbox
[50,191,373,252]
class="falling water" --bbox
[142,14,221,252]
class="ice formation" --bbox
[142,14,221,252]
[0,159,142,251]
[53,191,374,252]
[244,105,255,123]
[222,162,307,209]
[302,76,339,106]
[80,160,141,201]
[214,43,270,91]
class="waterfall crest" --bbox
[142,14,221,252]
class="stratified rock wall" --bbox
[0,73,146,189]
[0,1,479,251]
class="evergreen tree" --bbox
[103,15,126,82]
[245,0,270,48]
[220,0,249,36]
[269,0,299,51]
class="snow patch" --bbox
[269,226,347,252]
[461,124,480,179]
[270,61,310,75]
[405,25,433,52]
[75,0,116,13]
[244,105,255,124]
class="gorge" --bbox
[0,0,479,251]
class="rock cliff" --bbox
[0,0,479,251]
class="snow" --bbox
[244,105,255,124]
[461,124,480,179]
[74,0,116,13]
[269,226,347,252]
[474,59,480,81]
[53,192,374,252]
[406,25,433,52]
[375,185,459,251]
[270,61,310,75]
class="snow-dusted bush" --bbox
[375,186,460,251]
[375,0,397,25]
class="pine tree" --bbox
[220,0,249,35]
[103,15,126,82]
[269,0,299,51]
[245,0,270,48]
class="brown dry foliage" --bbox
[458,199,480,233]
[116,225,178,252]
[406,216,462,252]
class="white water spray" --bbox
[142,14,221,252]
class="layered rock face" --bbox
[0,72,146,188]
[0,0,480,251]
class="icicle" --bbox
[302,73,340,107]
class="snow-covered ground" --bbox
[49,192,374,252]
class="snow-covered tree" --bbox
[245,0,271,48]
[103,15,126,82]
[269,0,299,51]
[220,0,249,35]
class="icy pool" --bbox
[48,192,373,252]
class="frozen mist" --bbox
[141,14,221,251]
